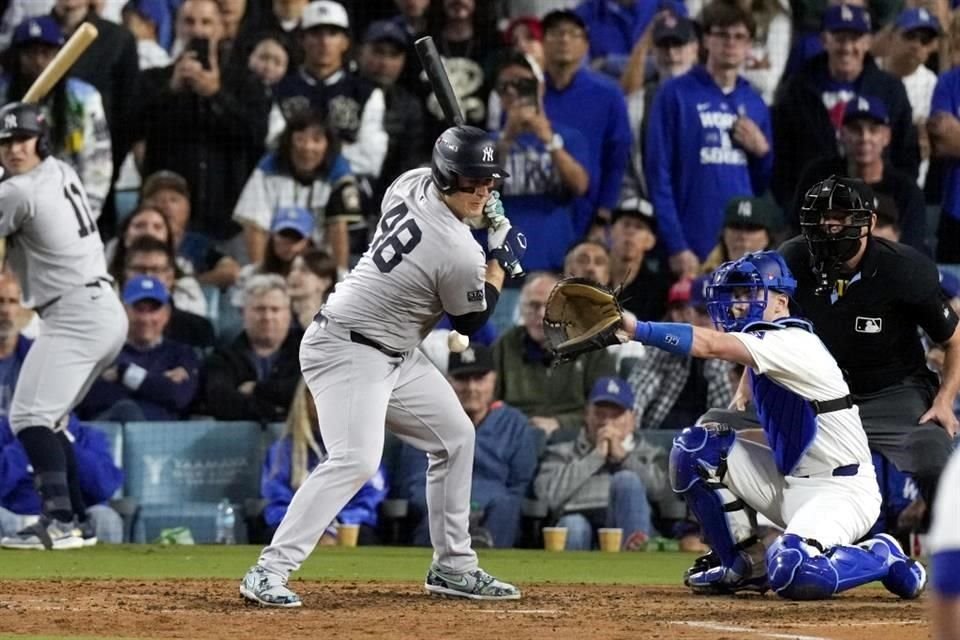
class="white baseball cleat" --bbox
[1,517,84,550]
[240,565,303,608]
[424,566,521,600]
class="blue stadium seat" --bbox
[123,421,263,543]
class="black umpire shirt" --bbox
[780,236,959,395]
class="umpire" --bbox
[783,176,958,525]
[703,175,958,529]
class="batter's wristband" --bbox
[634,322,693,355]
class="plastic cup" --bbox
[598,528,623,552]
[338,523,360,547]
[542,526,568,552]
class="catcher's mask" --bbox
[798,175,874,294]
[706,251,797,332]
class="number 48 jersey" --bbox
[323,168,488,352]
[0,157,107,309]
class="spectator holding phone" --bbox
[493,52,590,274]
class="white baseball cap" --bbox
[301,0,350,31]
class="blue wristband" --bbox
[634,322,693,355]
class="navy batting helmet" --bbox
[431,125,509,193]
[706,250,797,332]
[0,102,50,157]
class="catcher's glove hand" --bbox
[542,277,625,363]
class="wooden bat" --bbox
[415,35,464,126]
[22,23,98,104]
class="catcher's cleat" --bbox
[0,517,84,550]
[425,567,521,600]
[684,545,769,595]
[865,534,927,599]
[240,565,302,608]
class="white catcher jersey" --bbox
[323,168,487,352]
[732,326,873,477]
[0,157,108,308]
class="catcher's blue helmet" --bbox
[706,251,797,332]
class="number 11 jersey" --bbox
[0,157,108,309]
[323,168,488,353]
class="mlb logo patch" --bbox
[855,316,882,334]
[467,289,484,302]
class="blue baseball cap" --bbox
[895,8,941,34]
[123,275,170,305]
[589,376,635,410]
[270,206,314,237]
[822,4,871,34]
[13,16,64,47]
[843,95,890,126]
[940,269,960,299]
[123,0,168,29]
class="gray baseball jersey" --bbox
[323,168,487,352]
[0,157,108,308]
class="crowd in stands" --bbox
[0,0,958,551]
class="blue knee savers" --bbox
[669,423,736,493]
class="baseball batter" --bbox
[241,125,527,607]
[0,102,126,550]
[621,251,926,600]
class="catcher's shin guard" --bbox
[767,533,891,600]
[671,424,765,592]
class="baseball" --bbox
[447,330,469,353]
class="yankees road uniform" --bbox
[721,321,879,547]
[257,167,489,577]
[0,157,127,433]
[929,448,960,597]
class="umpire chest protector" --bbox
[780,236,959,395]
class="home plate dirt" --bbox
[0,580,925,639]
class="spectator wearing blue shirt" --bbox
[0,415,123,544]
[261,381,387,544]
[400,344,538,549]
[77,276,200,422]
[929,65,960,263]
[574,0,687,79]
[541,10,632,236]
[493,52,590,275]
[645,2,773,279]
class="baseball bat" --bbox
[22,23,98,104]
[415,35,464,126]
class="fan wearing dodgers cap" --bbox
[772,3,919,208]
[792,94,928,253]
[0,15,113,220]
[76,276,200,422]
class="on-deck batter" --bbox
[621,250,927,600]
[241,124,528,607]
[0,102,126,551]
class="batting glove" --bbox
[490,227,527,278]
[483,190,508,229]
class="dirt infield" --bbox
[0,580,926,640]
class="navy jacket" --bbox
[78,339,200,421]
[772,53,919,208]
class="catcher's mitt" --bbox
[542,277,625,362]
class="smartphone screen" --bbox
[188,38,210,70]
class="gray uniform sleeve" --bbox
[0,180,32,237]
[438,249,487,317]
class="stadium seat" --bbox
[123,421,263,543]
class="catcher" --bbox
[543,250,926,600]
